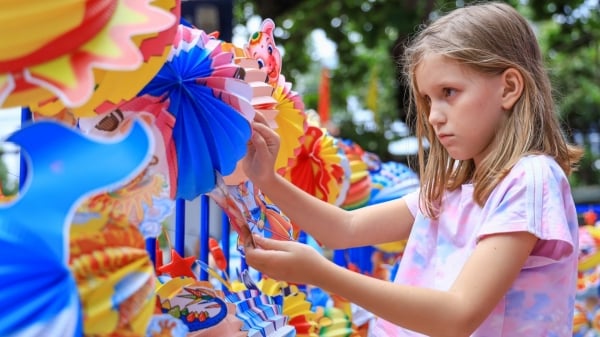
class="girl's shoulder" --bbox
[508,154,567,182]
[489,154,572,206]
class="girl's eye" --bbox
[443,88,456,97]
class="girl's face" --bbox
[415,53,507,166]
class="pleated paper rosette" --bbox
[133,24,255,200]
[281,125,347,205]
[338,140,372,210]
[272,75,308,177]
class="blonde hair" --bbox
[403,1,582,218]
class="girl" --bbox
[241,2,583,336]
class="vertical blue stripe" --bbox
[175,198,186,256]
[199,195,210,281]
[19,107,32,190]
[221,210,231,276]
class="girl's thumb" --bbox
[253,235,287,251]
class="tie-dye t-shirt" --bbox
[371,155,578,336]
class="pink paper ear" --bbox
[260,18,275,35]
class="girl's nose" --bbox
[428,104,446,126]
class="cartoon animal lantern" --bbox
[245,19,282,86]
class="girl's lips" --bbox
[437,133,453,144]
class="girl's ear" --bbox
[501,68,524,110]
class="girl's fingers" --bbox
[240,225,255,249]
[251,121,274,138]
[251,123,280,154]
[253,111,269,125]
[252,236,289,251]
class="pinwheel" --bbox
[280,126,347,205]
[0,119,152,336]
[136,24,255,200]
[226,290,295,337]
[1,0,178,113]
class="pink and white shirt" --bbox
[371,155,578,336]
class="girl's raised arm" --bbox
[243,119,414,249]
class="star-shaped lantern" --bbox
[157,249,197,279]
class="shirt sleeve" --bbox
[403,188,420,217]
[476,155,578,267]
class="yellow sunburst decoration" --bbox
[0,0,177,112]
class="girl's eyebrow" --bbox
[418,81,455,97]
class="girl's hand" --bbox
[242,113,280,187]
[244,235,328,285]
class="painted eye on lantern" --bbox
[250,32,261,44]
[256,59,265,69]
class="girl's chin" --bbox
[447,152,473,162]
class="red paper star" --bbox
[157,249,197,279]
